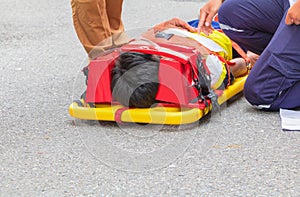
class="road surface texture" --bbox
[0,0,299,196]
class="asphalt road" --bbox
[0,0,299,196]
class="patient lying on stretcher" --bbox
[111,18,258,108]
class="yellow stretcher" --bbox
[69,75,247,125]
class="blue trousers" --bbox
[219,0,300,110]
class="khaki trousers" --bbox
[71,0,128,58]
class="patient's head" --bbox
[111,52,160,108]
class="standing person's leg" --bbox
[218,0,286,55]
[244,11,300,111]
[106,0,124,34]
[106,0,129,48]
[71,0,113,56]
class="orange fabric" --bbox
[71,0,126,57]
[231,40,250,64]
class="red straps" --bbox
[114,107,129,124]
[231,40,251,64]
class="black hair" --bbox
[111,52,160,108]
